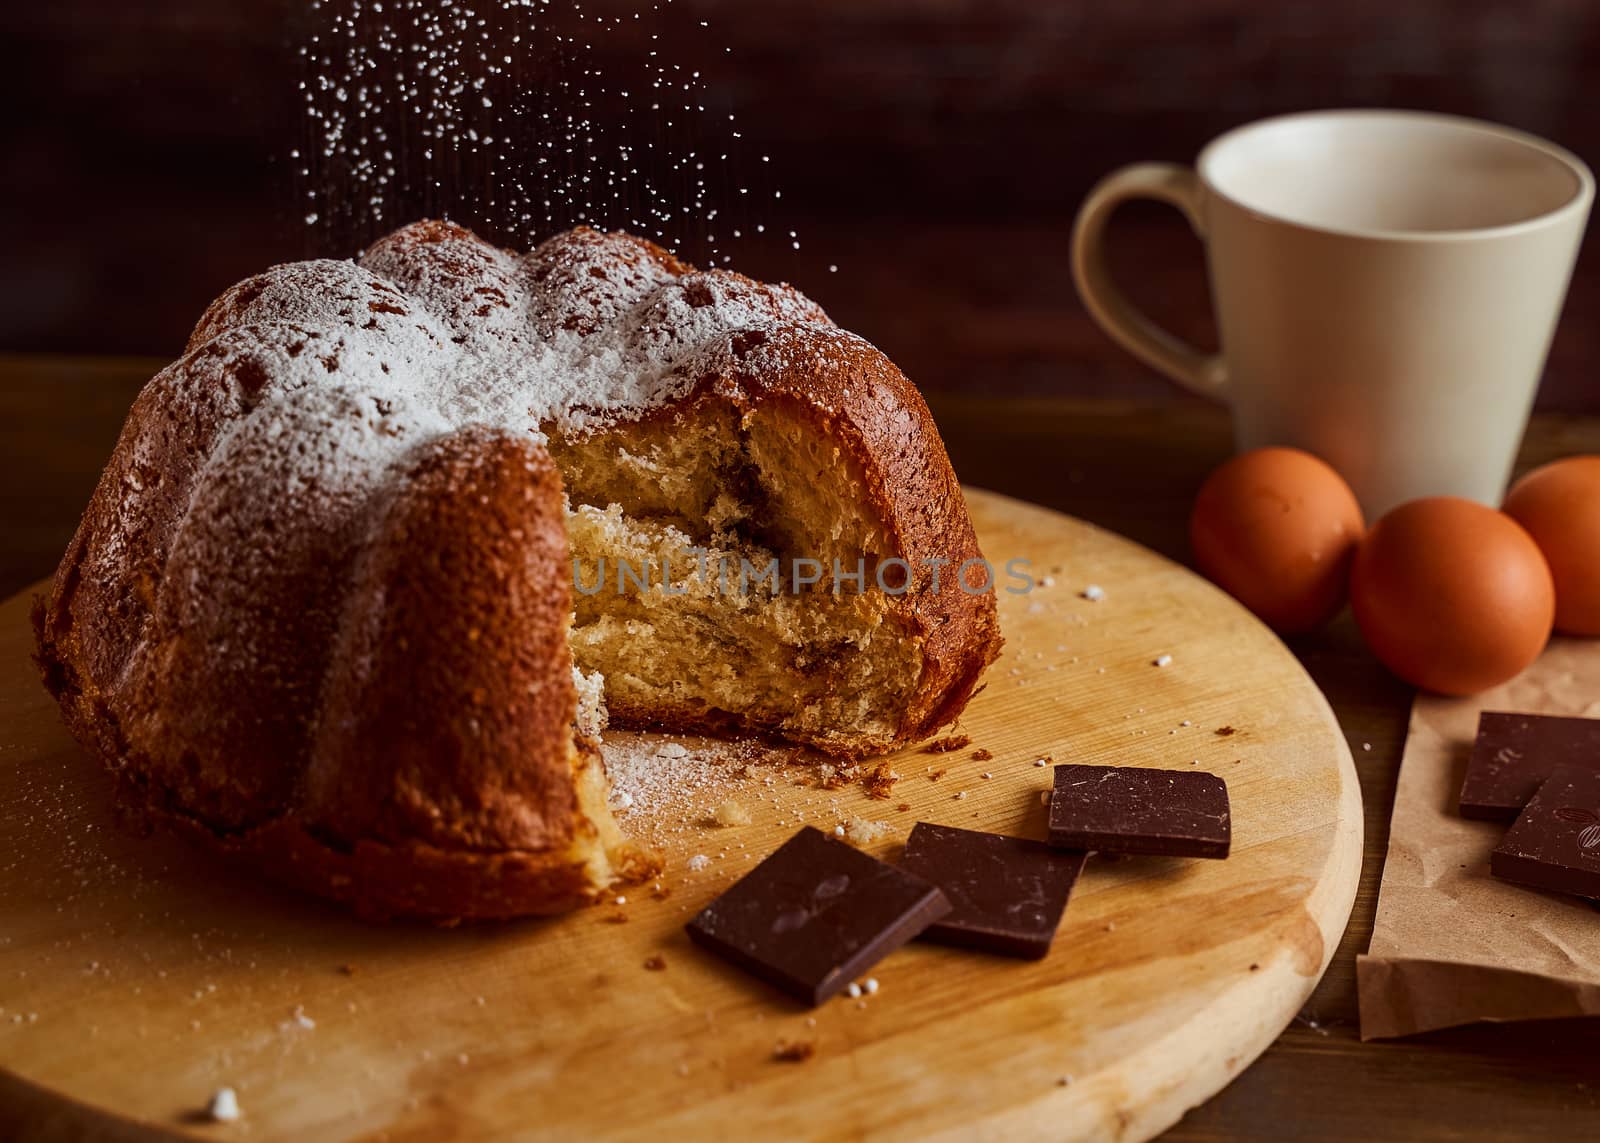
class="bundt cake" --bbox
[33,220,1003,920]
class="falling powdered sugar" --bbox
[296,0,801,267]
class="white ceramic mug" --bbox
[1072,109,1593,516]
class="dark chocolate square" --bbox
[685,826,950,1005]
[1491,765,1600,900]
[899,822,1087,959]
[1048,765,1231,858]
[1459,712,1600,822]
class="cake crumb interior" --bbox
[548,403,924,757]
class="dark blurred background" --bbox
[3,0,1598,407]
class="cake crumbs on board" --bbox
[840,818,893,846]
[602,733,784,849]
[206,1087,241,1123]
[712,801,751,827]
[772,1039,816,1062]
[817,762,862,790]
[863,764,899,800]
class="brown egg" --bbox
[1189,447,1365,633]
[1502,456,1600,635]
[1350,497,1554,695]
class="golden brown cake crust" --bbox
[157,738,662,924]
[305,426,583,854]
[33,220,1000,921]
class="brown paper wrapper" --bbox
[1357,636,1600,1040]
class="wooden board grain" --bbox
[0,488,1361,1142]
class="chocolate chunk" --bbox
[1491,766,1600,899]
[899,822,1087,959]
[1459,712,1600,821]
[1048,765,1231,858]
[685,826,950,1006]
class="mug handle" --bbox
[1071,162,1228,399]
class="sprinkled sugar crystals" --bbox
[298,0,798,267]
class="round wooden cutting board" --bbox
[0,489,1360,1143]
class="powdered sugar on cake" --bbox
[184,223,832,464]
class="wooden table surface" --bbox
[3,353,1599,1141]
